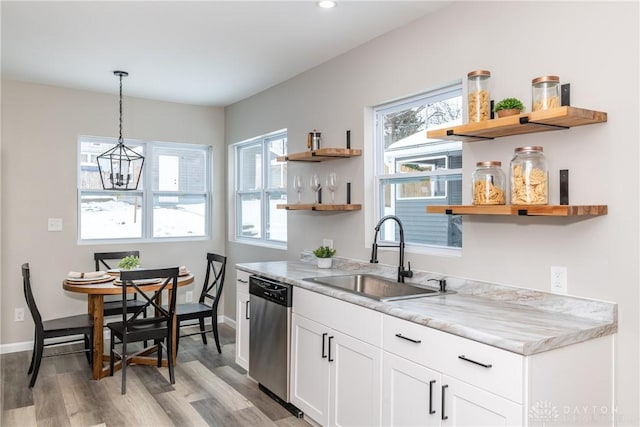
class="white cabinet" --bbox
[235,269,250,370]
[291,287,382,427]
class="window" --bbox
[374,84,463,249]
[234,130,287,246]
[78,136,211,242]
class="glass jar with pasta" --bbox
[532,75,560,112]
[510,146,548,205]
[467,70,491,122]
[472,161,506,205]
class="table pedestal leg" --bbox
[88,295,105,380]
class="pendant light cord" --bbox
[118,73,124,144]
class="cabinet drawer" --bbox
[383,314,523,403]
[294,287,382,347]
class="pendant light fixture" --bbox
[97,71,144,190]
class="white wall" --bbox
[224,1,639,424]
[1,80,225,346]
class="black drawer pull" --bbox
[328,336,334,362]
[322,333,328,358]
[441,384,448,420]
[458,355,492,368]
[238,278,249,283]
[245,301,250,320]
[395,333,422,344]
[429,380,436,414]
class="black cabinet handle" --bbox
[328,336,334,362]
[322,333,328,358]
[395,333,422,344]
[245,301,250,320]
[441,384,448,420]
[429,380,436,414]
[238,279,248,283]
[458,355,492,368]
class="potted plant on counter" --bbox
[493,97,525,118]
[313,246,336,269]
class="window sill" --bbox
[232,237,287,251]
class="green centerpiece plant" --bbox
[118,255,140,270]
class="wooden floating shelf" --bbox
[277,147,362,162]
[426,107,607,142]
[426,205,608,217]
[277,203,362,211]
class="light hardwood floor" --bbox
[1,324,310,427]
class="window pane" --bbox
[379,174,462,248]
[80,192,143,239]
[80,140,144,190]
[151,146,207,192]
[238,143,263,191]
[267,191,287,242]
[267,137,287,189]
[152,194,206,238]
[238,193,262,239]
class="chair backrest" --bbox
[199,253,227,308]
[21,263,43,331]
[119,267,179,325]
[94,250,140,271]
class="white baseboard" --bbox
[0,316,234,355]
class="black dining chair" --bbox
[108,266,179,394]
[94,251,147,318]
[175,253,227,354]
[22,263,93,388]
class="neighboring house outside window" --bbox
[78,136,211,242]
[374,84,463,250]
[233,130,287,247]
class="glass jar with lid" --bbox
[467,70,491,122]
[532,75,560,112]
[510,146,548,205]
[472,161,506,205]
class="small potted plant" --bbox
[493,97,525,118]
[313,246,336,269]
[118,255,140,270]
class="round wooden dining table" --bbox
[63,273,194,380]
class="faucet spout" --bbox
[370,215,413,283]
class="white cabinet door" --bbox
[291,313,330,426]
[235,270,250,370]
[329,329,382,427]
[382,351,441,427]
[441,375,522,427]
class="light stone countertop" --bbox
[236,254,617,356]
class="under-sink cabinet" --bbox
[235,269,250,370]
[289,287,613,427]
[291,287,383,426]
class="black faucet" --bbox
[370,215,413,283]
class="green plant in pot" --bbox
[313,246,336,269]
[494,97,525,118]
[118,255,140,270]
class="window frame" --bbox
[77,135,212,244]
[232,129,288,249]
[373,83,463,255]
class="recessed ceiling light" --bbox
[317,1,337,9]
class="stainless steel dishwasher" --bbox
[249,275,302,417]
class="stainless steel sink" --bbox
[303,274,451,302]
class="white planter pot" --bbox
[317,258,332,269]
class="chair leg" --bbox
[199,318,207,345]
[175,323,181,354]
[212,317,222,354]
[84,334,91,365]
[121,341,127,395]
[28,335,44,388]
[156,339,162,367]
[109,331,115,377]
[27,333,37,374]
[167,335,175,385]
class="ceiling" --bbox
[1,1,451,107]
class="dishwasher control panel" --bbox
[249,275,293,307]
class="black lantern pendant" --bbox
[97,71,144,190]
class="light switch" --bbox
[48,218,63,232]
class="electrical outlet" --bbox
[185,291,193,303]
[550,266,568,294]
[15,308,25,322]
[47,218,63,232]
[323,239,333,249]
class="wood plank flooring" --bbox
[1,324,310,427]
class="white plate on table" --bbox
[114,278,162,286]
[66,275,114,284]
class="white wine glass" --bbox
[293,175,304,203]
[326,172,338,203]
[310,174,321,204]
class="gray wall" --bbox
[224,1,639,424]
